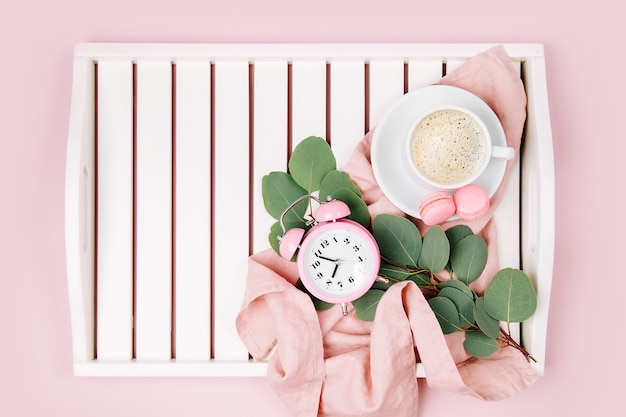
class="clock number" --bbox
[317,272,324,279]
[348,276,355,283]
[311,260,321,269]
[337,281,343,288]
[353,245,360,252]
[314,249,322,258]
[321,239,330,248]
[344,238,350,245]
[325,279,333,286]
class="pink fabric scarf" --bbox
[237,45,539,417]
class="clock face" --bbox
[297,219,380,303]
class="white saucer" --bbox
[371,85,508,219]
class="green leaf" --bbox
[288,136,336,192]
[296,279,334,311]
[379,263,415,281]
[437,279,475,300]
[463,331,500,358]
[445,225,474,249]
[428,296,462,334]
[330,188,370,228]
[450,234,488,284]
[353,289,385,321]
[474,297,501,339]
[268,222,283,255]
[444,225,474,272]
[262,172,308,221]
[372,214,422,268]
[419,225,450,273]
[407,272,431,287]
[438,287,475,327]
[319,170,361,200]
[484,268,537,323]
[379,263,431,287]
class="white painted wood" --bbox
[494,158,521,270]
[291,60,326,148]
[66,44,553,377]
[444,58,467,75]
[494,60,522,271]
[74,43,546,63]
[406,59,442,90]
[72,359,425,378]
[174,61,212,360]
[96,60,134,360]
[65,56,96,365]
[252,60,289,253]
[329,60,365,169]
[492,60,522,345]
[74,360,268,377]
[213,60,251,361]
[368,59,405,129]
[135,60,173,360]
[520,55,555,376]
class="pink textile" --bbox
[236,45,538,417]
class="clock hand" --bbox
[331,262,339,278]
[317,255,338,263]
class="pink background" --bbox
[1,0,623,415]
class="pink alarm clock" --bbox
[278,195,381,315]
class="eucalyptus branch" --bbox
[379,257,425,274]
[430,274,442,285]
[377,274,402,284]
[499,326,537,363]
[379,257,440,291]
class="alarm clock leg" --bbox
[341,302,348,316]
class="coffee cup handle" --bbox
[491,145,515,160]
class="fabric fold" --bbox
[236,250,325,417]
[236,44,538,416]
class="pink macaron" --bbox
[453,184,490,220]
[418,190,456,226]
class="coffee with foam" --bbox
[409,108,487,187]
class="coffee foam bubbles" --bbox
[409,109,487,186]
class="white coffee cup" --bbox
[406,105,514,189]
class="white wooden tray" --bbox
[65,43,554,377]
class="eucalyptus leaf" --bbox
[288,136,336,192]
[330,188,370,228]
[439,287,475,327]
[437,279,475,300]
[353,289,385,321]
[379,263,416,282]
[296,279,334,311]
[450,234,488,284]
[379,263,431,287]
[428,296,462,334]
[269,221,283,255]
[445,224,474,272]
[445,225,474,249]
[474,296,501,339]
[262,172,308,221]
[419,225,450,273]
[463,331,500,358]
[319,170,361,200]
[484,268,537,323]
[373,214,422,268]
[407,272,431,287]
